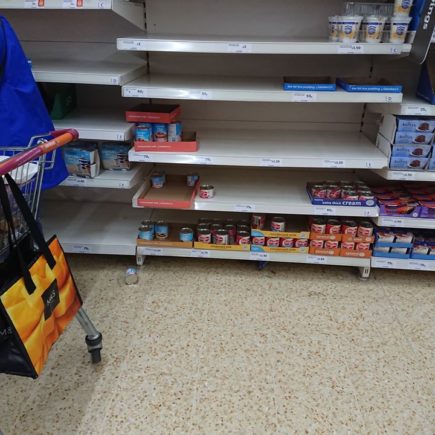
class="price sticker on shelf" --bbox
[292,92,317,103]
[191,250,211,258]
[196,156,213,165]
[306,255,328,265]
[408,260,429,271]
[389,46,402,55]
[234,204,256,212]
[260,158,282,167]
[372,257,399,269]
[69,245,91,254]
[396,171,416,181]
[381,217,405,227]
[63,176,86,187]
[362,209,376,217]
[118,40,143,50]
[313,206,337,216]
[116,133,125,141]
[131,152,151,162]
[322,159,346,168]
[109,77,119,85]
[384,95,394,103]
[123,87,146,98]
[337,44,365,54]
[194,90,213,100]
[25,0,43,7]
[403,106,429,116]
[227,43,252,53]
[141,247,164,256]
[249,252,270,261]
[62,0,78,8]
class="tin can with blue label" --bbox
[138,224,154,241]
[179,227,194,242]
[155,221,169,240]
[136,123,153,142]
[141,219,155,235]
[187,173,199,187]
[151,171,166,188]
[152,123,169,142]
[168,122,183,142]
[125,267,139,285]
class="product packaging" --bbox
[63,141,100,178]
[99,142,132,171]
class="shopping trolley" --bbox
[0,129,103,364]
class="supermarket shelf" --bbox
[374,216,435,229]
[122,75,403,103]
[129,129,388,169]
[0,0,145,29]
[40,201,150,255]
[367,95,435,116]
[60,165,145,189]
[32,58,146,85]
[133,168,380,217]
[372,169,435,182]
[54,108,134,141]
[117,34,411,55]
[371,257,435,271]
[137,245,370,268]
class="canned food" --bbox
[359,191,375,200]
[152,123,169,142]
[342,190,359,200]
[199,184,215,199]
[236,231,251,245]
[197,228,212,243]
[251,214,266,230]
[342,220,358,236]
[311,184,327,198]
[187,173,199,187]
[251,236,266,246]
[357,221,374,237]
[356,242,371,251]
[226,224,237,244]
[210,223,223,234]
[151,171,166,189]
[311,217,326,234]
[215,229,229,245]
[341,241,355,250]
[141,220,155,234]
[326,219,341,235]
[155,221,169,240]
[266,237,280,247]
[310,239,324,248]
[271,217,286,232]
[168,122,182,142]
[280,238,294,248]
[237,224,251,233]
[125,267,139,285]
[135,123,152,142]
[295,239,309,248]
[198,217,212,225]
[179,227,194,242]
[326,184,341,199]
[324,240,339,249]
[138,224,154,241]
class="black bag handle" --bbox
[0,176,36,294]
[4,174,55,269]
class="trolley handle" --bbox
[0,129,79,176]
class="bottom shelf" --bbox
[371,257,435,272]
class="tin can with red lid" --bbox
[311,217,326,234]
[251,214,266,230]
[341,241,355,250]
[342,190,359,200]
[357,221,374,237]
[310,239,324,249]
[326,219,341,235]
[251,236,266,246]
[214,229,229,245]
[210,223,223,236]
[311,184,327,199]
[271,217,286,232]
[324,240,339,249]
[199,184,215,199]
[342,220,358,236]
[280,238,294,248]
[266,237,280,247]
[326,184,341,199]
[236,231,251,245]
[197,228,212,244]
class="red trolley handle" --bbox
[0,129,78,177]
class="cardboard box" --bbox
[395,116,435,133]
[126,104,181,124]
[307,187,377,207]
[63,142,100,178]
[251,245,308,254]
[134,132,198,153]
[133,175,199,209]
[342,234,375,243]
[391,144,432,158]
[283,76,336,91]
[373,249,411,259]
[309,247,340,257]
[337,77,402,93]
[340,249,372,258]
[309,233,342,242]
[252,229,310,239]
[194,242,250,251]
[379,114,435,144]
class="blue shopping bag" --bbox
[0,16,68,189]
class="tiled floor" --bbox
[1,255,434,434]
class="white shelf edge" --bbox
[373,216,435,230]
[371,257,435,271]
[367,96,435,116]
[372,169,435,182]
[60,166,145,189]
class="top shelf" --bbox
[367,96,435,116]
[0,0,145,28]
[117,34,411,56]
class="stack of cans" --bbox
[309,180,375,201]
[136,122,183,143]
[196,218,250,245]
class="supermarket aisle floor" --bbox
[1,255,434,435]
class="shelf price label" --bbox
[141,247,164,256]
[191,250,210,258]
[322,159,346,168]
[249,252,270,261]
[404,106,429,116]
[196,156,213,165]
[63,176,87,187]
[260,158,282,167]
[119,40,144,50]
[292,92,317,103]
[123,87,146,98]
[227,43,252,53]
[193,90,213,100]
[62,0,82,8]
[372,258,399,269]
[408,260,430,271]
[234,204,256,212]
[396,171,415,181]
[69,245,91,254]
[337,44,365,54]
[381,217,405,227]
[25,0,44,7]
[306,255,328,265]
[313,206,337,216]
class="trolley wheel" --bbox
[90,350,102,364]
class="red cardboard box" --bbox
[126,104,181,124]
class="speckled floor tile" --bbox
[1,255,433,435]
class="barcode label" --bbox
[292,92,318,103]
[313,206,337,216]
[249,252,270,261]
[260,158,282,167]
[337,44,364,54]
[227,43,252,53]
[322,159,346,168]
[306,255,328,265]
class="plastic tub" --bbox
[389,16,412,44]
[394,0,414,17]
[328,16,340,42]
[360,15,387,43]
[339,15,363,43]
